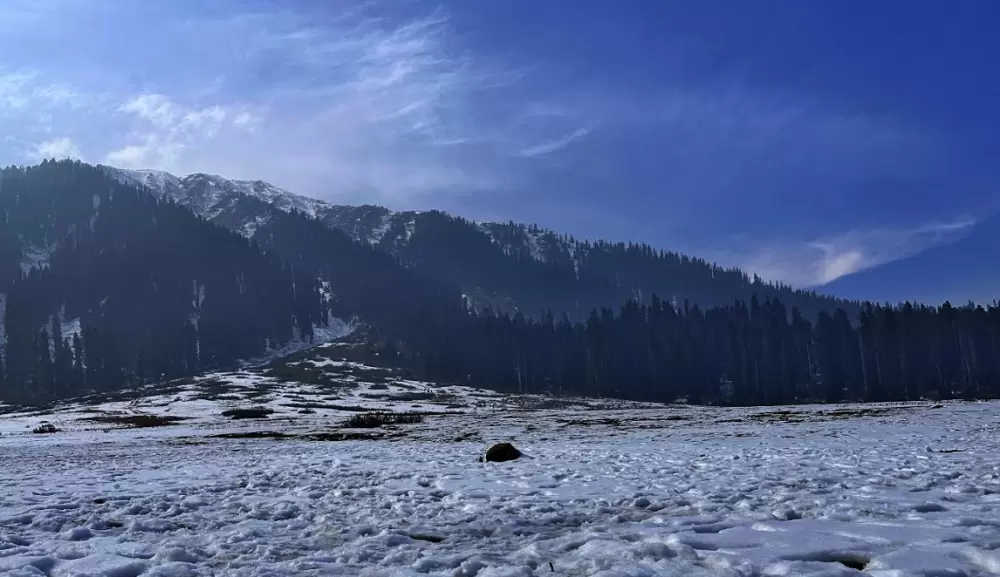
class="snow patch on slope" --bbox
[241,214,271,238]
[568,242,581,279]
[404,215,416,242]
[106,166,327,223]
[228,179,323,218]
[108,168,183,201]
[525,227,546,262]
[248,316,356,367]
[61,317,81,340]
[20,242,54,273]
[370,212,394,243]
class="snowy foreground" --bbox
[2,354,1000,576]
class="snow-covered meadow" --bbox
[2,348,1000,576]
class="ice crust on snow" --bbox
[2,349,1000,577]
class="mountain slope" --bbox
[7,161,992,409]
[0,160,332,401]
[108,167,859,321]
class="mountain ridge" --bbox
[0,160,334,400]
[104,165,859,321]
[6,160,989,409]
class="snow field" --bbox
[1,398,1000,576]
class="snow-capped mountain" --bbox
[104,166,857,322]
[0,161,336,398]
[108,166,582,270]
[112,168,325,220]
[0,159,857,406]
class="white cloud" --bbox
[517,126,594,157]
[0,7,597,202]
[0,1,941,237]
[32,136,83,160]
[0,71,87,112]
[103,144,148,167]
[119,94,179,127]
[144,7,518,199]
[722,217,978,287]
[107,94,260,172]
[232,111,255,128]
[0,72,34,110]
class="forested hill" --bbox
[353,211,858,322]
[0,160,492,403]
[111,167,859,321]
[0,160,995,408]
[0,161,331,401]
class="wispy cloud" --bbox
[107,94,259,170]
[0,0,984,288]
[31,136,83,161]
[0,71,87,112]
[96,7,533,198]
[0,4,603,201]
[719,217,979,287]
[517,126,594,157]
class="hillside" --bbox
[0,161,335,401]
[0,161,503,403]
[109,167,859,321]
[5,161,996,410]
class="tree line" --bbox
[395,295,1000,405]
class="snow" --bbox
[128,169,181,196]
[319,281,334,303]
[106,166,327,225]
[108,165,597,286]
[56,305,83,340]
[244,316,356,367]
[567,243,580,279]
[110,165,601,290]
[48,314,81,354]
[2,361,1000,577]
[229,179,323,219]
[20,242,54,273]
[60,317,81,341]
[404,215,416,242]
[476,222,586,269]
[370,212,394,244]
[524,228,546,263]
[240,215,270,238]
[107,168,184,203]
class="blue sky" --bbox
[1,0,997,292]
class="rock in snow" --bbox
[484,442,522,462]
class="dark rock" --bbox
[484,442,522,462]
